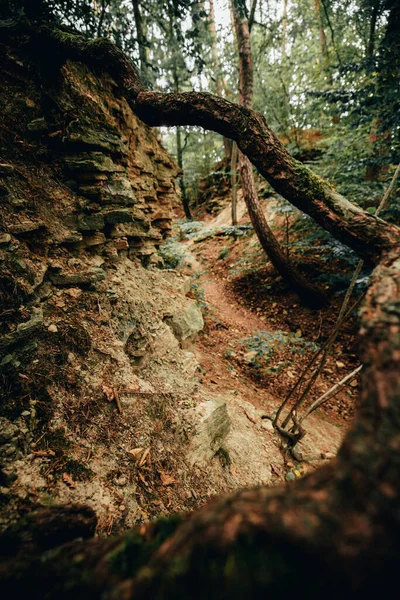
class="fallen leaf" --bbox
[32,449,56,458]
[65,287,83,299]
[48,130,62,138]
[102,385,115,402]
[128,447,144,460]
[62,472,76,488]
[159,471,177,486]
[138,447,151,467]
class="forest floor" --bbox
[168,195,361,469]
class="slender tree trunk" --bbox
[176,125,192,220]
[231,0,325,306]
[280,0,291,139]
[96,0,107,38]
[282,0,288,66]
[168,3,192,220]
[209,0,232,161]
[230,142,238,225]
[366,0,381,59]
[313,0,332,84]
[132,0,149,85]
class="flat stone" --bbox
[8,220,44,234]
[0,233,11,244]
[65,152,119,174]
[0,308,44,354]
[188,397,231,466]
[82,232,106,247]
[50,267,106,287]
[111,222,150,238]
[114,238,129,250]
[102,177,137,206]
[103,209,133,225]
[77,213,105,231]
[64,120,126,154]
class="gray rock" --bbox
[103,209,133,225]
[0,308,43,354]
[188,397,231,466]
[65,152,120,174]
[102,177,137,205]
[165,301,204,342]
[0,418,19,444]
[8,220,45,234]
[50,267,106,287]
[77,213,105,231]
[64,120,126,154]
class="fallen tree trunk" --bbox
[1,22,400,598]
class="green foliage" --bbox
[236,330,320,372]
[218,246,229,260]
[158,238,187,270]
[190,277,208,315]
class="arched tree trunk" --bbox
[230,0,325,307]
[1,23,400,597]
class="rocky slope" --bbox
[0,38,205,532]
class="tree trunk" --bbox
[313,0,332,84]
[366,0,381,59]
[230,141,238,225]
[1,23,400,597]
[176,125,192,220]
[132,0,149,85]
[231,0,325,307]
[168,4,191,220]
[209,0,232,161]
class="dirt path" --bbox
[179,222,350,469]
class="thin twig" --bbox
[299,364,363,423]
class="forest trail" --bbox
[176,210,349,468]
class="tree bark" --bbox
[1,22,400,598]
[231,0,325,306]
[366,0,381,59]
[313,0,332,83]
[230,141,238,225]
[176,125,192,219]
[132,0,149,85]
[209,0,232,161]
